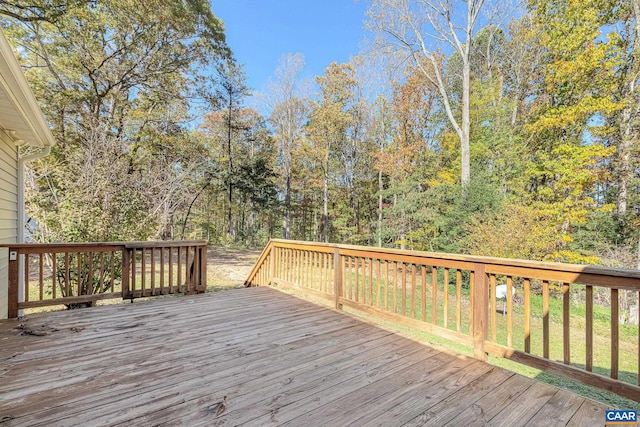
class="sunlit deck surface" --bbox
[0,287,608,426]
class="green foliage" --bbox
[4,0,640,261]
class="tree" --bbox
[212,59,250,239]
[2,0,229,244]
[367,0,488,186]
[265,53,308,239]
[525,0,620,262]
[304,63,357,242]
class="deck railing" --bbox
[3,240,207,318]
[246,239,640,401]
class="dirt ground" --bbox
[205,246,262,291]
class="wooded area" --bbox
[1,0,639,269]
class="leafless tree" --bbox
[263,53,308,239]
[367,0,492,186]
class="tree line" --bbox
[1,0,639,269]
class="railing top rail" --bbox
[124,240,207,249]
[269,239,640,280]
[0,240,208,250]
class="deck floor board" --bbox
[0,287,610,426]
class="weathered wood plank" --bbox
[443,374,534,426]
[282,354,478,427]
[350,360,494,426]
[525,388,585,427]
[131,334,419,426]
[402,368,514,427]
[0,286,610,427]
[565,399,607,427]
[485,381,558,426]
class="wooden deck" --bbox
[0,287,609,426]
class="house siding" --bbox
[0,130,18,319]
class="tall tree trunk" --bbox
[283,174,291,239]
[618,0,640,218]
[378,170,383,248]
[617,106,633,217]
[461,57,471,187]
[313,209,318,242]
[180,181,210,240]
[323,172,329,243]
[226,97,233,238]
[400,192,407,250]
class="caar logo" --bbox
[606,410,637,425]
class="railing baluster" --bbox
[393,261,398,314]
[292,249,296,284]
[376,259,381,308]
[52,252,57,299]
[317,252,322,292]
[168,247,173,293]
[443,268,449,329]
[490,274,497,342]
[24,254,29,302]
[99,252,105,294]
[611,288,619,379]
[333,248,342,310]
[470,271,475,333]
[369,258,374,306]
[524,278,531,353]
[151,248,156,294]
[131,249,136,293]
[401,262,407,315]
[507,276,513,348]
[65,252,70,297]
[384,260,389,311]
[411,264,416,318]
[563,282,570,365]
[160,248,165,293]
[456,269,461,332]
[177,247,182,291]
[363,258,367,304]
[307,251,311,289]
[77,252,82,296]
[432,266,437,324]
[286,248,290,283]
[311,251,315,291]
[543,280,549,359]
[122,248,129,298]
[88,251,94,295]
[38,253,43,301]
[111,251,116,293]
[421,265,427,321]
[297,249,301,285]
[309,251,313,290]
[355,257,360,302]
[141,248,146,294]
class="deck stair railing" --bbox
[246,239,640,401]
[3,240,207,318]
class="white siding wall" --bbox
[0,130,18,319]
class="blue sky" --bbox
[211,0,369,95]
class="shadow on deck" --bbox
[0,287,607,426]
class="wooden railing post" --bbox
[199,244,207,293]
[269,242,276,285]
[7,248,19,318]
[333,246,342,310]
[121,247,131,300]
[472,263,488,361]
